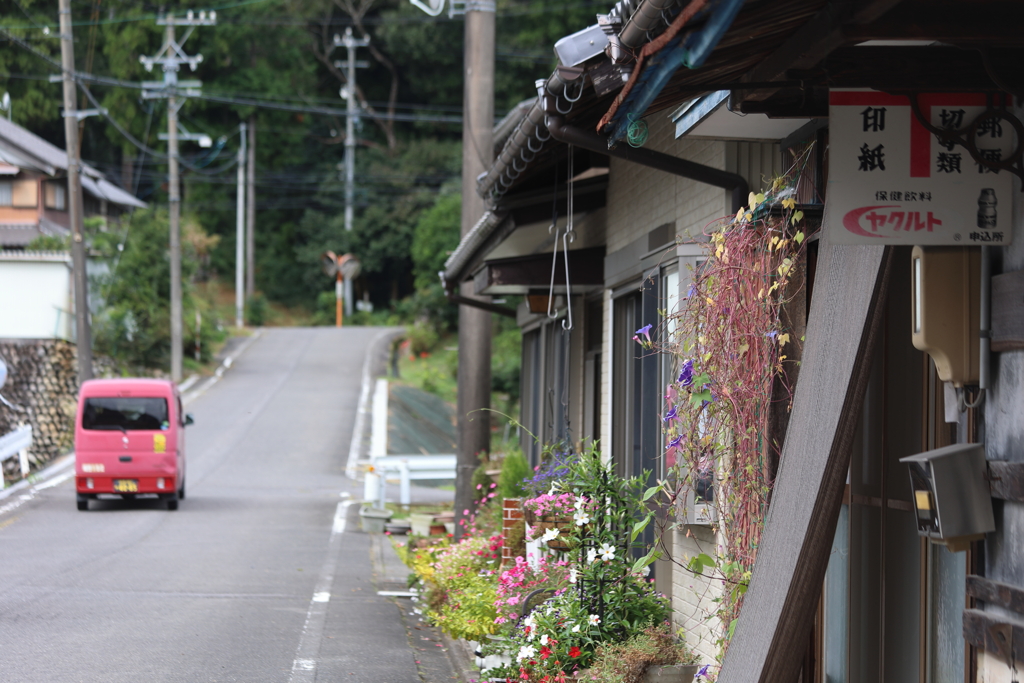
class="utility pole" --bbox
[333,28,370,318]
[246,117,255,298]
[456,1,496,537]
[406,0,496,539]
[236,123,247,328]
[58,0,94,384]
[140,9,215,382]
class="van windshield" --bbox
[82,397,169,431]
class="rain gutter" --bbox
[544,113,748,213]
[440,210,518,318]
[477,68,583,200]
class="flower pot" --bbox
[643,664,700,683]
[359,506,392,533]
[409,512,435,536]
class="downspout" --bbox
[544,114,749,213]
[446,292,517,318]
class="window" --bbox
[12,179,37,207]
[82,397,169,431]
[0,181,12,206]
[44,181,66,210]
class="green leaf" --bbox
[727,618,738,640]
[631,513,654,542]
[689,390,713,407]
[642,485,660,502]
[631,547,662,573]
[794,231,805,245]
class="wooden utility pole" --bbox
[454,0,496,537]
[58,0,94,384]
[167,47,183,383]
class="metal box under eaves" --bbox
[900,443,994,550]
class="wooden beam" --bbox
[843,0,1024,45]
[820,46,1008,91]
[737,0,907,104]
[963,608,1024,660]
[718,238,894,683]
[988,461,1024,503]
[473,247,605,295]
[966,575,1024,614]
[992,270,1024,352]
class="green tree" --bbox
[411,191,460,292]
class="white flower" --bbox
[540,634,549,646]
[571,624,581,633]
[569,568,578,584]
[588,614,601,626]
[587,548,598,564]
[573,510,591,526]
[517,645,537,662]
[574,496,586,510]
[599,542,616,562]
[524,613,536,628]
[640,565,651,577]
[541,527,560,543]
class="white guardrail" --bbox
[0,425,32,490]
[364,454,456,507]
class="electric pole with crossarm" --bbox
[332,28,369,318]
[140,9,216,382]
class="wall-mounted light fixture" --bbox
[899,443,994,552]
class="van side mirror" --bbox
[184,413,195,427]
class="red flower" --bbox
[539,646,552,660]
[569,646,582,658]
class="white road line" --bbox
[288,498,357,682]
[345,329,396,480]
[0,455,75,512]
[332,501,351,534]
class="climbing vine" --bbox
[642,146,815,665]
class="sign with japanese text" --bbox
[829,90,1014,246]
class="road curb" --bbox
[0,451,75,503]
[345,327,404,480]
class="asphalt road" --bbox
[0,327,430,683]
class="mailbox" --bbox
[677,468,717,526]
[899,443,994,551]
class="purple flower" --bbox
[678,359,694,387]
[766,330,778,340]
[636,324,652,338]
[668,435,683,449]
[663,406,679,422]
[696,664,710,680]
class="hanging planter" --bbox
[535,514,574,551]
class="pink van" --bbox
[74,378,191,511]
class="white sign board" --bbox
[829,90,1014,246]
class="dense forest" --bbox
[0,0,600,315]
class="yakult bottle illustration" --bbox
[978,188,997,229]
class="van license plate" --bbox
[113,479,138,493]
